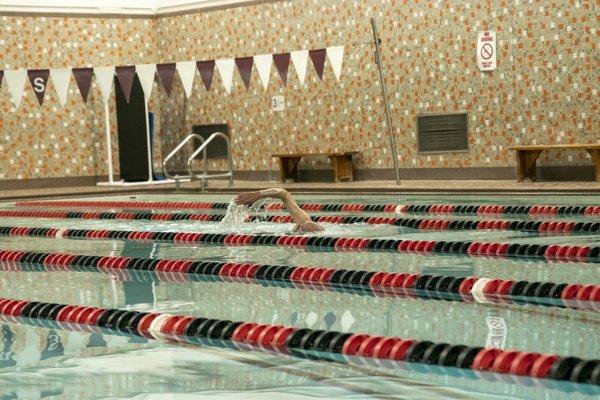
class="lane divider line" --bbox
[0,225,598,263]
[14,200,600,217]
[1,296,598,385]
[0,209,597,234]
[1,250,598,311]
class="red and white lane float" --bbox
[15,200,600,217]
[1,250,599,311]
[0,225,598,263]
[0,209,597,234]
[0,296,598,386]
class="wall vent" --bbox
[417,113,468,153]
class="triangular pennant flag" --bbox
[4,69,27,109]
[0,70,3,90]
[49,68,71,107]
[93,66,115,104]
[115,66,136,103]
[196,60,215,91]
[27,69,50,106]
[273,53,291,86]
[215,59,235,94]
[254,54,272,90]
[235,57,253,90]
[156,63,176,96]
[290,50,308,85]
[326,45,345,81]
[72,68,93,103]
[135,64,156,101]
[309,48,327,81]
[176,61,196,98]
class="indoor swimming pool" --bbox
[0,193,598,399]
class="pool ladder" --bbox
[162,132,233,192]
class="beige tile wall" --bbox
[0,0,598,181]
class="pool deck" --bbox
[1,179,600,201]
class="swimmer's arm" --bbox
[234,188,312,226]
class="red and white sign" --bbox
[477,31,497,71]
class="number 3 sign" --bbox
[272,95,285,112]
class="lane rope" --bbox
[0,296,598,385]
[0,209,598,234]
[0,225,598,263]
[1,250,598,312]
[14,200,600,217]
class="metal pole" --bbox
[371,17,400,185]
[103,101,114,183]
[143,99,153,182]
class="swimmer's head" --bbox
[296,221,325,233]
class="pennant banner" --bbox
[326,46,345,81]
[72,67,93,103]
[176,61,196,98]
[254,54,272,90]
[290,50,308,85]
[309,49,327,81]
[273,53,291,86]
[27,69,50,106]
[4,69,27,109]
[1,45,344,106]
[115,66,136,103]
[136,63,156,101]
[235,57,254,90]
[196,60,215,91]
[215,59,235,94]
[50,68,71,107]
[93,66,115,104]
[156,63,176,96]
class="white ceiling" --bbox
[0,0,258,15]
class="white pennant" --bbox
[176,61,196,98]
[253,54,272,90]
[290,50,309,85]
[135,64,156,101]
[215,59,235,94]
[49,68,71,106]
[93,66,115,104]
[4,69,27,109]
[326,46,345,81]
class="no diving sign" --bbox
[477,31,497,71]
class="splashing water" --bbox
[220,199,271,229]
[219,201,249,228]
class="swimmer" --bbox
[234,188,324,233]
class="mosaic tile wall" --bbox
[0,0,598,182]
[155,0,599,174]
[0,15,163,181]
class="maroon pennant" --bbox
[235,57,253,90]
[72,67,93,103]
[0,70,3,90]
[273,53,291,86]
[196,60,215,91]
[156,63,176,96]
[27,69,50,106]
[115,66,136,103]
[309,48,327,81]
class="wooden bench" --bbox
[509,144,600,182]
[272,151,359,183]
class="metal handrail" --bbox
[187,132,233,189]
[162,134,207,183]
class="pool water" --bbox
[0,193,598,399]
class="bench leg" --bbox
[328,155,354,183]
[586,149,600,182]
[516,150,542,182]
